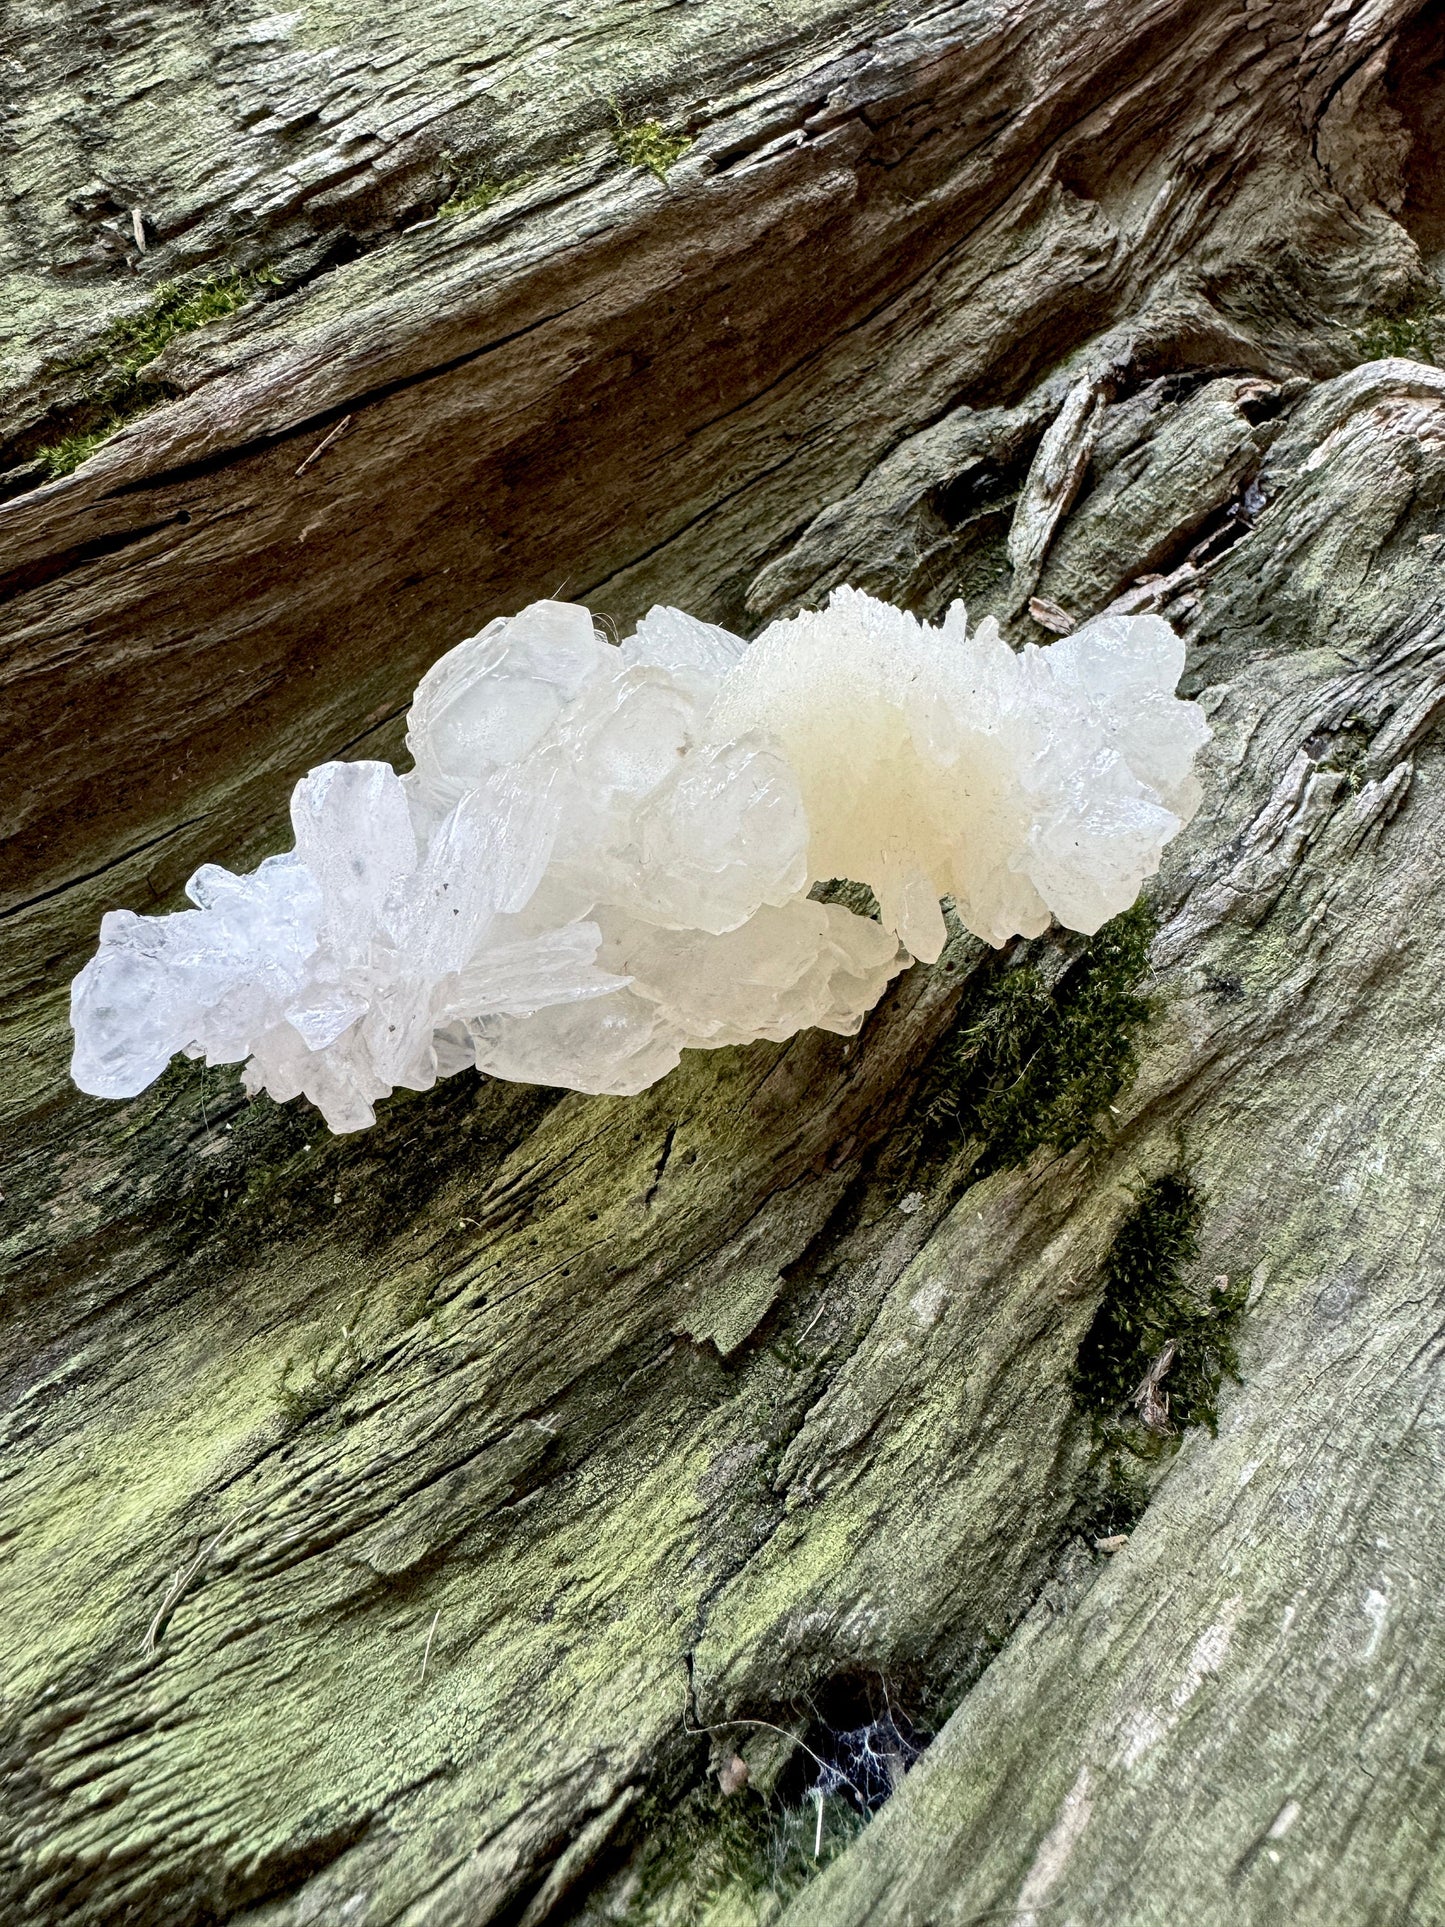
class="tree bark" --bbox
[4,2,1445,1924]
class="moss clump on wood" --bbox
[1071,1172,1247,1539]
[1071,1446,1153,1542]
[611,108,692,181]
[275,1313,366,1429]
[33,269,276,477]
[33,426,113,480]
[102,272,273,372]
[36,401,143,478]
[925,901,1156,1174]
[437,167,535,220]
[1353,294,1442,367]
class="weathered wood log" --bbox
[3,1,1444,1923]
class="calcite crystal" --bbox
[70,589,1208,1131]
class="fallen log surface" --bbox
[3,1,1445,1923]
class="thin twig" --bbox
[143,1515,243,1656]
[419,1609,440,1686]
[680,1677,863,1798]
[295,414,352,478]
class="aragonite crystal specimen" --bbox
[70,589,1209,1131]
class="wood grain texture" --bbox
[3,1,1445,1923]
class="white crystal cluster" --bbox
[70,589,1207,1132]
[714,590,1208,956]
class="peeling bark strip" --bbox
[3,1,1445,1925]
[1007,376,1107,599]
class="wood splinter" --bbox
[1133,1337,1179,1435]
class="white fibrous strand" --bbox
[69,588,1209,1132]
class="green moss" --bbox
[32,268,277,477]
[106,272,271,372]
[1076,1173,1206,1422]
[925,901,1156,1175]
[611,107,692,181]
[1070,1447,1153,1542]
[275,1312,366,1429]
[437,168,535,220]
[1354,295,1442,367]
[34,403,149,478]
[34,427,114,480]
[1071,1171,1247,1534]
